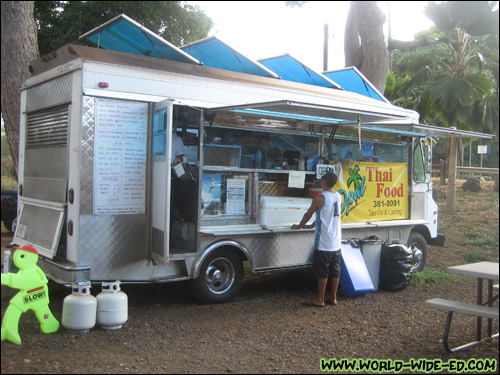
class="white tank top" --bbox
[314,191,342,251]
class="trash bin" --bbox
[360,236,382,291]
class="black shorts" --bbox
[312,249,341,278]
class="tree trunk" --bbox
[344,1,389,93]
[1,1,39,179]
[344,3,362,68]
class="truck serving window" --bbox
[328,139,407,163]
[201,172,248,216]
[204,127,318,170]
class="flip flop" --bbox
[325,299,338,306]
[302,301,325,308]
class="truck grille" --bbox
[26,104,69,148]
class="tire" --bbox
[2,219,13,233]
[407,232,428,272]
[189,249,243,304]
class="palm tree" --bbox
[394,27,497,134]
[387,1,499,211]
[347,165,362,190]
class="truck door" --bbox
[13,103,69,259]
[151,99,174,265]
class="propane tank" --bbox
[62,282,97,332]
[96,281,128,329]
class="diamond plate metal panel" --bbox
[200,231,315,270]
[23,177,67,203]
[411,192,426,219]
[78,215,149,279]
[26,74,72,112]
[80,96,95,215]
[251,232,315,269]
[200,225,414,272]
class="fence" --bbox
[432,160,499,184]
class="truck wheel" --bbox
[407,232,427,272]
[190,249,243,304]
[3,219,13,233]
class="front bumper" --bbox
[428,234,446,246]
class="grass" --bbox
[463,228,499,249]
[431,179,499,285]
[462,249,494,263]
[491,192,500,204]
[411,268,460,286]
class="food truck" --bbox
[9,15,493,303]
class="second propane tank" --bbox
[96,281,128,329]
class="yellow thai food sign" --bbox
[317,162,409,223]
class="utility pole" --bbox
[323,23,328,72]
[387,2,392,71]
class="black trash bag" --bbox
[379,242,413,291]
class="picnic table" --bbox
[425,261,499,352]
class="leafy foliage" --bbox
[35,1,213,55]
[425,1,499,37]
[386,2,499,137]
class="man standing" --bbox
[292,172,342,307]
[170,130,185,227]
[172,130,185,165]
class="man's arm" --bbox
[291,195,323,229]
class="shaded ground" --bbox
[1,180,498,374]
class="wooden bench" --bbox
[425,298,499,352]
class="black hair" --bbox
[321,171,337,188]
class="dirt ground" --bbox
[1,180,499,374]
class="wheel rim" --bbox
[409,242,424,271]
[410,247,423,271]
[204,257,235,295]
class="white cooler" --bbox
[258,196,314,226]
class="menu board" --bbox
[93,99,148,215]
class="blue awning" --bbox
[180,37,278,78]
[79,14,199,64]
[323,67,388,103]
[207,100,410,125]
[259,54,342,89]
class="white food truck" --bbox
[9,15,493,303]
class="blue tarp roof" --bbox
[79,14,199,64]
[259,54,341,89]
[323,67,387,103]
[79,15,388,101]
[180,37,278,78]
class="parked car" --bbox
[1,190,17,232]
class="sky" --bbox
[0,2,435,130]
[188,1,436,72]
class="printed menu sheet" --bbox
[93,99,148,215]
[226,178,246,214]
